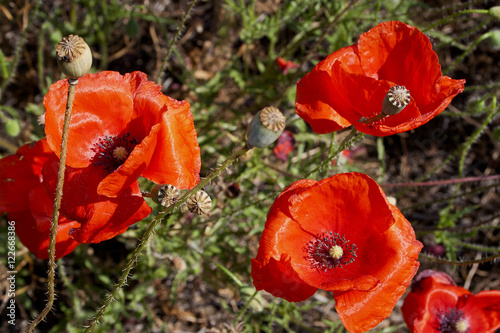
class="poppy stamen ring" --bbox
[438,308,469,333]
[304,231,357,272]
[91,133,139,172]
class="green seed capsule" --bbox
[56,35,92,79]
[246,106,286,148]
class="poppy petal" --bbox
[251,254,318,302]
[314,44,363,75]
[44,72,134,168]
[252,173,422,332]
[97,123,160,197]
[295,70,352,133]
[42,156,152,243]
[0,140,53,212]
[358,21,443,105]
[141,99,201,189]
[334,205,421,333]
[295,21,465,136]
[9,184,80,260]
[402,272,473,333]
[461,290,500,333]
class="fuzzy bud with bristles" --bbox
[186,190,212,215]
[56,35,92,79]
[246,106,286,148]
[151,184,179,207]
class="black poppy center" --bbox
[304,231,357,272]
[91,133,139,172]
[437,308,469,333]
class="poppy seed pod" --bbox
[56,35,92,79]
[186,190,212,215]
[151,184,179,207]
[381,85,411,116]
[490,6,500,19]
[246,106,286,148]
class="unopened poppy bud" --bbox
[151,184,179,207]
[56,35,92,79]
[382,85,411,116]
[246,106,286,148]
[489,6,500,19]
[186,190,212,215]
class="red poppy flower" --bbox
[251,172,422,333]
[0,140,79,259]
[276,57,299,75]
[44,71,201,198]
[41,155,152,243]
[402,270,500,333]
[295,21,465,136]
[273,130,295,161]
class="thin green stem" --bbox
[84,144,252,332]
[234,290,258,323]
[422,9,489,33]
[419,252,500,266]
[305,128,364,179]
[382,174,500,188]
[456,241,500,253]
[444,31,493,74]
[156,0,198,85]
[396,96,498,199]
[26,78,78,333]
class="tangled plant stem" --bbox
[84,143,253,332]
[26,78,78,333]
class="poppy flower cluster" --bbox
[295,21,465,136]
[0,71,201,258]
[251,172,423,333]
[402,270,500,333]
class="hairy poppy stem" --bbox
[26,78,78,333]
[305,128,364,178]
[156,0,198,85]
[419,252,500,266]
[84,144,252,332]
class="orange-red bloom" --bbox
[295,21,465,136]
[44,71,201,198]
[251,172,422,333]
[0,140,79,259]
[402,270,500,333]
[276,57,299,75]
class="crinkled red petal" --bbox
[402,273,471,333]
[252,173,421,332]
[334,205,421,333]
[9,184,80,260]
[42,156,152,243]
[44,72,134,168]
[0,140,53,212]
[251,254,317,302]
[140,99,201,189]
[358,21,442,105]
[97,123,160,197]
[459,290,500,333]
[295,70,352,133]
[295,21,465,136]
